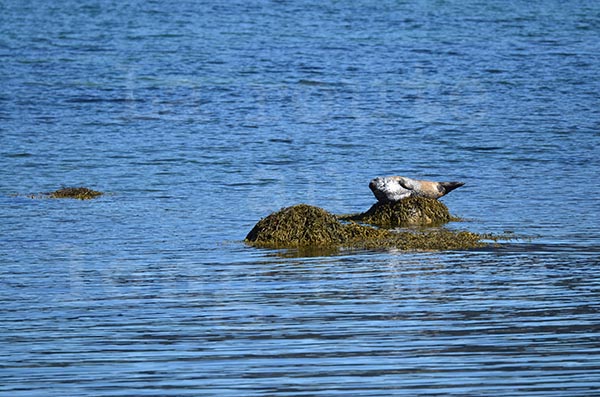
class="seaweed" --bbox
[245,203,487,252]
[340,196,456,227]
[245,204,347,247]
[48,187,103,200]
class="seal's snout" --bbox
[369,179,376,191]
[369,177,381,192]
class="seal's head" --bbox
[369,176,413,203]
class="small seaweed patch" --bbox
[245,204,486,252]
[340,196,456,228]
[48,187,103,200]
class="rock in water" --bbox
[245,204,347,247]
[245,203,483,252]
[342,196,454,227]
[48,187,103,200]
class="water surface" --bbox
[1,1,600,395]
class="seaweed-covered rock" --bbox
[245,204,392,248]
[342,196,454,228]
[246,204,348,247]
[245,203,485,251]
[48,187,103,200]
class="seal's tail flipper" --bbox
[440,181,464,195]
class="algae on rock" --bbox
[245,204,348,247]
[341,196,455,228]
[48,187,103,200]
[245,203,485,252]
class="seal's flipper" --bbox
[396,177,416,191]
[439,181,464,195]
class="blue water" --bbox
[2,1,600,395]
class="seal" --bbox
[369,176,464,203]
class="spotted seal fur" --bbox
[369,176,464,203]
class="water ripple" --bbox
[2,0,600,395]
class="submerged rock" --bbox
[340,196,455,227]
[48,187,103,200]
[245,203,484,252]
